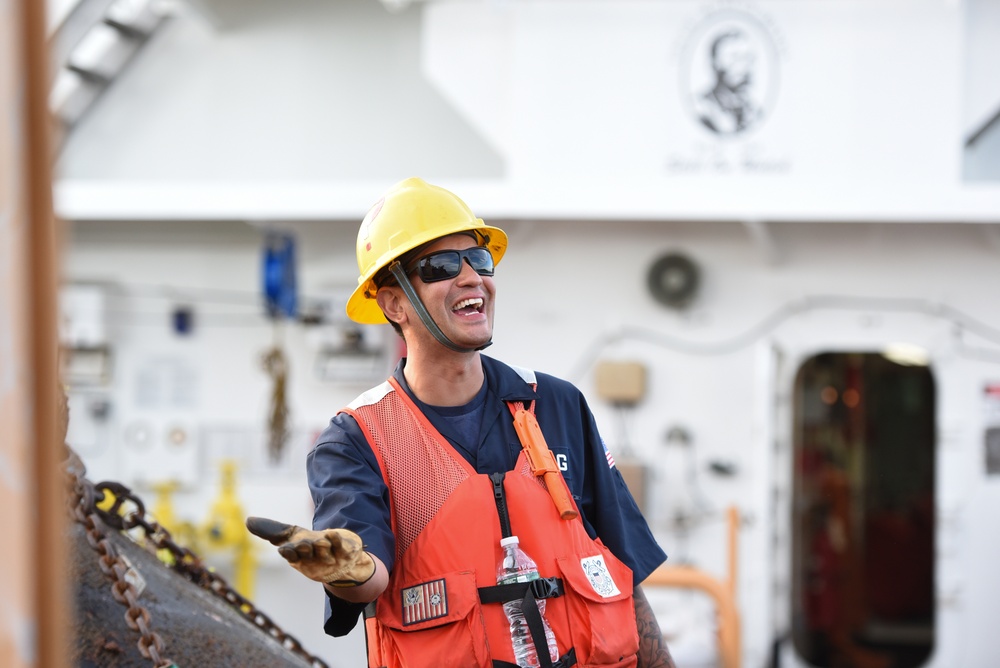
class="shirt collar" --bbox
[391,355,538,405]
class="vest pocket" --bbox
[376,570,489,668]
[555,552,639,666]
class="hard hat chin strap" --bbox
[388,262,493,354]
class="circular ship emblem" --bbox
[679,6,782,138]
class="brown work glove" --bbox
[245,516,376,587]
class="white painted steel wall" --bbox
[55,0,1000,221]
[64,218,1000,667]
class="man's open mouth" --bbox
[452,298,484,315]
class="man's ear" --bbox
[376,287,407,326]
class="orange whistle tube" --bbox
[512,409,579,520]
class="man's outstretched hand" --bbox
[245,516,375,586]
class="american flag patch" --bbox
[401,579,448,625]
[602,438,616,468]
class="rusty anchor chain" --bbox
[66,470,328,668]
[67,471,173,667]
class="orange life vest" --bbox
[343,376,639,668]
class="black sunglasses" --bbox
[408,246,495,283]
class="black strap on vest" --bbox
[522,586,553,668]
[478,576,564,605]
[492,647,577,668]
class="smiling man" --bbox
[247,178,674,668]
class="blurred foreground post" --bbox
[0,0,67,665]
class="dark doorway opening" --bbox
[791,352,935,668]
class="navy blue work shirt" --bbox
[307,355,667,637]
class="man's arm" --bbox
[324,553,389,603]
[633,585,677,668]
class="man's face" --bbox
[406,233,496,351]
[715,34,754,89]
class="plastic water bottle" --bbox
[497,535,559,667]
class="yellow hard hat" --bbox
[346,177,508,324]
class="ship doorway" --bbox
[791,352,935,668]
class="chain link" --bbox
[67,471,328,668]
[67,470,173,668]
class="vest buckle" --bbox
[529,576,563,600]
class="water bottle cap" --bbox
[500,535,520,547]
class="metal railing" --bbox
[643,506,742,668]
